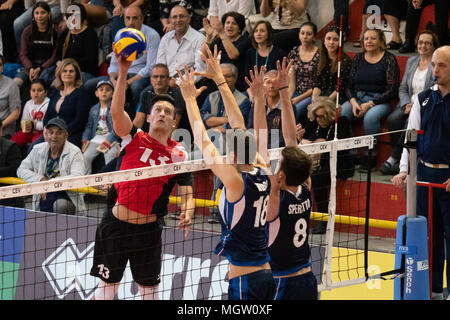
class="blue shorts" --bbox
[228,270,275,300]
[273,271,318,300]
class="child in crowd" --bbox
[82,80,119,174]
[11,79,49,147]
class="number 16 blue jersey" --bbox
[214,166,271,267]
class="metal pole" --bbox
[406,129,418,218]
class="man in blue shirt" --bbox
[85,5,161,120]
[392,45,450,299]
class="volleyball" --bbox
[113,28,146,61]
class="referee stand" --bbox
[393,129,430,300]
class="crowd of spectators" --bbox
[0,0,447,217]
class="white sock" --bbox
[138,284,159,300]
[94,280,119,300]
[386,156,398,166]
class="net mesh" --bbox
[0,135,376,300]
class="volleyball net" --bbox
[0,134,385,300]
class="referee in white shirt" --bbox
[391,46,450,300]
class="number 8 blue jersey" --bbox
[268,185,312,276]
[214,166,271,267]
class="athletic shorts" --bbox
[228,270,275,300]
[89,208,163,286]
[273,271,318,300]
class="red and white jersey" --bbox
[115,130,188,216]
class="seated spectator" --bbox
[82,80,118,174]
[380,30,437,175]
[200,63,250,133]
[0,119,24,208]
[85,5,160,120]
[11,79,49,147]
[298,97,353,234]
[207,0,255,29]
[247,68,296,149]
[29,58,89,152]
[17,118,86,215]
[156,5,205,87]
[202,11,251,91]
[244,20,286,93]
[159,0,203,33]
[133,63,189,137]
[14,0,63,54]
[399,0,449,53]
[0,0,24,62]
[54,3,99,83]
[259,0,309,53]
[288,21,319,125]
[0,54,21,138]
[341,28,400,171]
[110,0,153,41]
[14,2,59,88]
[311,25,351,107]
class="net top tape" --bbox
[0,136,374,200]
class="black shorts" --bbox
[90,208,163,286]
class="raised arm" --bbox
[110,51,133,137]
[245,64,269,164]
[177,66,244,203]
[196,45,246,130]
[271,58,297,147]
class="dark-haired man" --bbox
[177,46,274,300]
[249,57,317,300]
[89,51,195,300]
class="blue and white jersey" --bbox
[214,166,271,266]
[268,185,312,276]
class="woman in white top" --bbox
[380,29,438,175]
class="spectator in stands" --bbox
[11,79,49,147]
[298,97,353,234]
[110,0,146,41]
[341,28,400,171]
[82,80,118,174]
[0,0,24,62]
[391,45,450,300]
[288,21,319,125]
[85,5,160,120]
[333,0,349,41]
[0,54,21,138]
[17,118,86,215]
[14,0,63,54]
[399,0,449,53]
[55,3,98,83]
[38,58,89,150]
[259,0,309,53]
[207,0,255,29]
[380,30,437,175]
[247,68,296,149]
[156,5,205,87]
[14,1,59,88]
[0,119,24,208]
[311,25,351,106]
[200,63,250,133]
[353,0,408,50]
[202,12,251,91]
[244,20,286,93]
[159,0,203,33]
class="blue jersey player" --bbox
[177,46,274,300]
[248,57,318,300]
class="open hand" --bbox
[245,65,266,100]
[177,66,207,100]
[195,45,225,85]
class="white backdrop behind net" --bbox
[0,135,375,299]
